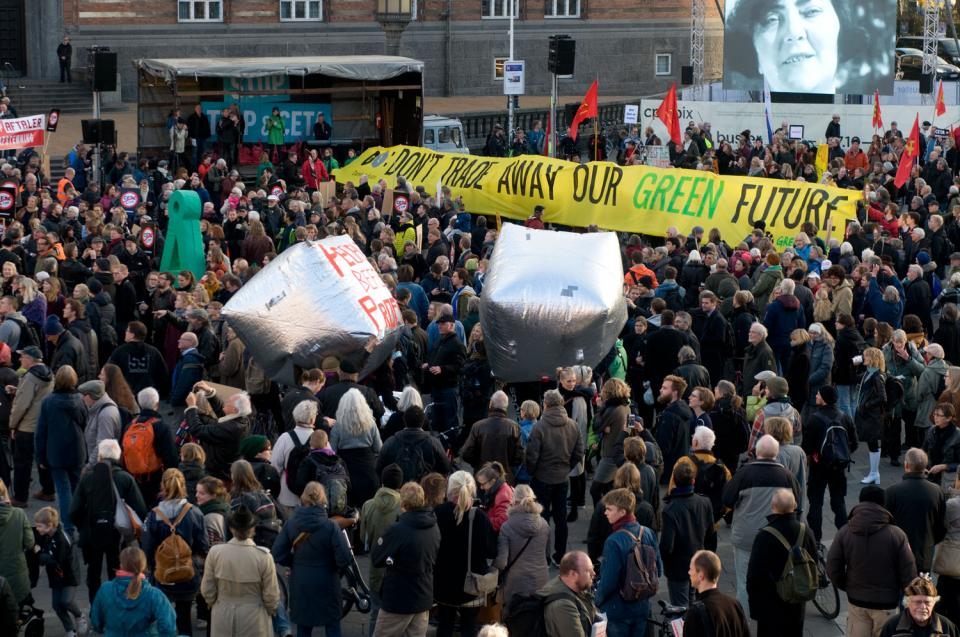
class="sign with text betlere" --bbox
[503,60,525,95]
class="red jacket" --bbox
[301,158,329,189]
[484,482,514,533]
[867,201,900,236]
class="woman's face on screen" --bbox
[752,0,840,93]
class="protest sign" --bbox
[0,114,45,150]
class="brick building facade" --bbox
[9,0,722,99]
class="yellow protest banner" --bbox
[334,146,861,250]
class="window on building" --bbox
[655,53,672,76]
[482,0,518,19]
[280,0,322,20]
[545,0,580,17]
[178,0,222,21]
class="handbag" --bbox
[933,538,960,577]
[463,508,499,597]
[112,475,142,544]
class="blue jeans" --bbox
[607,614,648,637]
[431,387,461,432]
[297,621,341,637]
[531,479,569,561]
[273,573,292,637]
[836,384,858,422]
[51,586,82,632]
[50,467,80,534]
[667,578,691,607]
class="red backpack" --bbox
[123,417,163,478]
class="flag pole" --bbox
[593,75,599,161]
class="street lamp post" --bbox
[376,0,412,57]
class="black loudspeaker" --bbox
[919,74,934,95]
[681,65,693,85]
[93,52,118,92]
[80,119,116,144]
[548,37,576,75]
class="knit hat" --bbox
[818,385,838,405]
[859,485,885,505]
[766,376,789,398]
[239,435,270,460]
[43,315,64,336]
[917,251,931,266]
[904,575,938,598]
[380,463,404,490]
[87,278,103,294]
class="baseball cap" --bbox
[17,345,43,361]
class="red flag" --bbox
[936,80,946,117]
[568,80,598,142]
[657,83,682,146]
[872,90,883,130]
[894,115,921,188]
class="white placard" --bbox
[503,60,525,96]
[624,104,639,124]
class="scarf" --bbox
[612,513,637,532]
[200,497,230,517]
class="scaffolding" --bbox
[691,0,705,100]
[923,0,941,76]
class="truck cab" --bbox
[422,115,469,154]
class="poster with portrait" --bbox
[722,0,897,95]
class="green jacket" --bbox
[360,487,401,593]
[266,114,286,146]
[0,504,34,603]
[539,576,596,637]
[606,339,628,381]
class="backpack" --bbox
[763,523,818,604]
[302,453,350,516]
[503,591,582,637]
[617,529,659,601]
[883,373,905,411]
[152,504,195,585]
[393,432,430,483]
[283,431,312,496]
[661,286,684,312]
[690,454,727,522]
[818,425,852,470]
[122,417,163,478]
[8,315,40,351]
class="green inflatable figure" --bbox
[160,190,206,282]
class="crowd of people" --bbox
[0,100,955,637]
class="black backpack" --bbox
[504,590,582,637]
[284,432,312,496]
[8,315,39,351]
[690,454,727,523]
[883,374,904,411]
[393,432,430,483]
[661,286,684,311]
[819,425,852,470]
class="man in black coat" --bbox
[659,461,715,607]
[423,314,466,431]
[746,488,818,637]
[107,320,169,398]
[801,386,859,542]
[44,315,85,375]
[902,264,933,336]
[655,374,693,484]
[884,447,948,572]
[685,550,750,637]
[280,368,325,433]
[692,291,733,386]
[187,104,212,164]
[376,406,451,482]
[182,385,249,480]
[371,482,441,636]
[644,310,689,398]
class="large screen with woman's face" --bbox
[722,0,897,95]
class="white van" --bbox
[422,115,469,154]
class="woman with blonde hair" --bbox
[493,484,549,612]
[434,470,497,637]
[140,468,209,635]
[857,347,888,485]
[330,388,382,506]
[590,377,631,507]
[90,546,176,636]
[15,274,46,328]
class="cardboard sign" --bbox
[317,180,336,206]
[381,188,394,218]
[624,104,639,124]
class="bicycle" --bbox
[647,599,687,637]
[812,544,840,619]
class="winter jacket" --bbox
[494,510,550,608]
[856,369,887,443]
[866,276,905,329]
[753,266,783,316]
[540,576,597,637]
[50,329,85,375]
[878,610,959,637]
[525,405,585,485]
[169,349,205,406]
[763,294,806,358]
[35,389,87,470]
[682,588,750,637]
[655,399,694,482]
[833,326,867,386]
[84,393,120,468]
[360,487,401,593]
[375,427,452,482]
[659,488,716,581]
[272,505,352,627]
[459,409,523,483]
[141,498,209,599]
[70,461,147,548]
[740,341,777,397]
[371,507,441,614]
[108,341,170,397]
[826,502,917,610]
[916,359,950,429]
[34,524,79,588]
[200,538,280,637]
[425,331,467,390]
[67,317,98,382]
[596,519,662,622]
[90,576,177,637]
[183,400,247,480]
[802,405,858,473]
[885,473,948,572]
[807,339,834,408]
[775,444,807,514]
[433,502,497,606]
[0,504,33,603]
[746,513,818,626]
[923,423,960,487]
[722,459,800,550]
[586,490,657,561]
[830,279,854,319]
[882,342,925,412]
